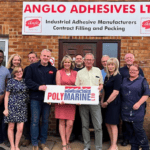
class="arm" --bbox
[56,71,61,85]
[133,95,148,110]
[3,91,10,117]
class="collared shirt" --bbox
[0,65,11,95]
[119,65,144,79]
[75,67,103,86]
[121,75,150,122]
[101,69,107,81]
[74,66,84,72]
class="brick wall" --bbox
[1,0,150,138]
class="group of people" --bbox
[0,49,150,150]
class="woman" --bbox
[7,54,21,74]
[121,64,150,150]
[55,55,77,150]
[101,58,122,150]
[3,66,29,150]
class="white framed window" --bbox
[0,38,8,67]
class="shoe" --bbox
[67,143,72,150]
[39,143,49,150]
[78,135,84,142]
[32,146,39,150]
[62,145,67,150]
[3,140,10,147]
[22,139,31,147]
[121,140,129,146]
[69,133,75,142]
[83,148,90,150]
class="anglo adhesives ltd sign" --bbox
[22,2,150,36]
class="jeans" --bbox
[124,121,149,150]
[30,100,51,146]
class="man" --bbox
[119,53,144,146]
[75,53,103,150]
[25,49,57,150]
[74,54,84,71]
[0,50,11,145]
[70,54,84,142]
[100,55,110,142]
[22,52,38,147]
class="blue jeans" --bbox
[125,121,149,150]
[30,100,51,146]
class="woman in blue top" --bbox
[121,64,150,150]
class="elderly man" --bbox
[22,51,38,147]
[25,49,57,150]
[119,53,144,146]
[75,53,103,150]
[0,50,11,145]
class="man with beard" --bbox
[119,53,144,146]
[70,54,84,142]
[0,50,11,145]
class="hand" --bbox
[133,102,141,110]
[76,103,81,105]
[39,85,47,91]
[47,102,51,105]
[3,109,9,117]
[98,85,103,92]
[60,101,65,105]
[101,102,108,108]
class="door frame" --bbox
[59,39,121,69]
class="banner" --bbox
[44,85,99,105]
[22,2,150,36]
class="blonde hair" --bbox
[106,58,120,78]
[12,66,23,78]
[60,55,75,70]
[7,54,21,69]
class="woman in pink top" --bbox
[55,55,77,150]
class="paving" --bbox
[0,136,132,150]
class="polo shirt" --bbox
[101,69,107,81]
[75,67,103,86]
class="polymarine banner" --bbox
[23,2,150,36]
[44,85,99,105]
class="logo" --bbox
[24,17,42,33]
[49,71,53,74]
[142,20,150,29]
[26,19,40,28]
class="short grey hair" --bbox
[124,53,135,59]
[41,49,51,55]
[84,53,95,59]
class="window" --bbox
[0,38,8,67]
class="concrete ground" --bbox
[0,136,132,150]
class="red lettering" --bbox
[70,5,78,13]
[52,93,56,100]
[47,93,52,100]
[56,93,60,100]
[24,4,31,13]
[88,5,96,13]
[42,4,50,13]
[140,5,145,13]
[123,5,128,13]
[79,5,87,13]
[33,5,41,13]
[146,5,150,13]
[51,5,57,13]
[114,5,122,13]
[60,93,64,100]
[57,5,66,13]
[97,5,103,13]
[103,5,109,13]
[110,5,113,13]
[130,5,135,13]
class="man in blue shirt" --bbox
[25,49,57,150]
[119,53,144,146]
[0,50,11,145]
